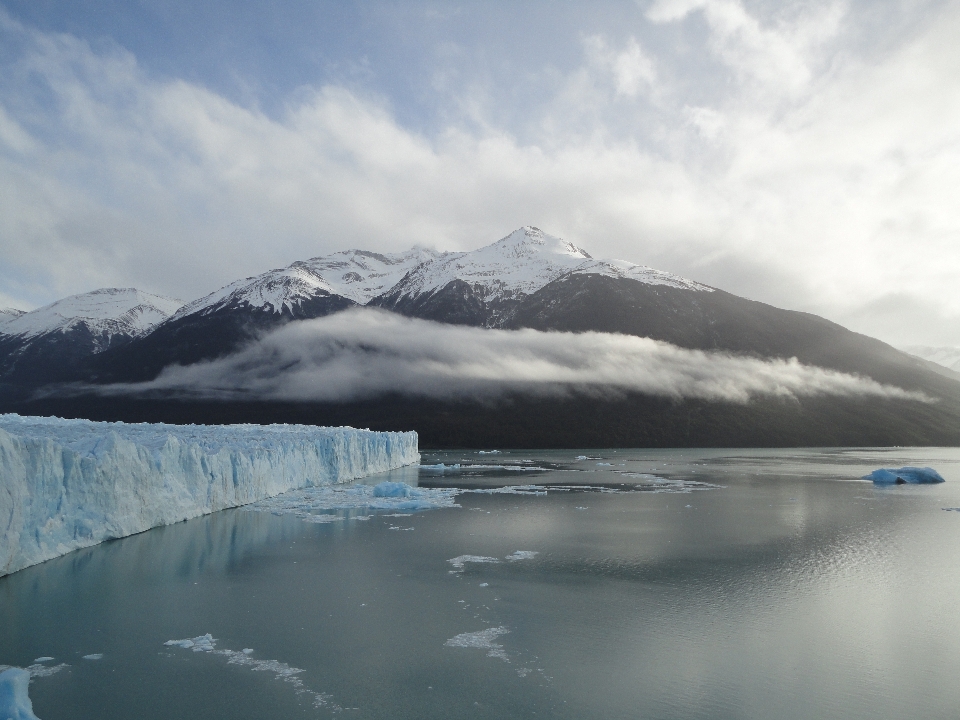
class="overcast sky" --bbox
[1,0,958,347]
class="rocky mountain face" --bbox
[3,228,959,447]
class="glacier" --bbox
[0,414,419,577]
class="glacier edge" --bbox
[0,414,419,576]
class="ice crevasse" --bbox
[0,414,419,576]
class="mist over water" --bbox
[3,447,960,719]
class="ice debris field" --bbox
[0,414,419,576]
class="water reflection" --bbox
[1,448,959,719]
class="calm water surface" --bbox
[2,447,960,719]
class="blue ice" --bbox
[0,668,40,720]
[862,467,945,484]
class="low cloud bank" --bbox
[99,309,930,404]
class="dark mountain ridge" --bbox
[2,227,959,447]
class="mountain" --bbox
[0,288,182,385]
[82,247,441,383]
[0,307,24,320]
[3,228,960,447]
[372,226,709,326]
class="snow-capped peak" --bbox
[387,227,596,301]
[0,288,184,340]
[170,246,444,320]
[169,264,340,320]
[0,307,25,320]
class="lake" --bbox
[2,447,960,719]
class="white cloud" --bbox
[1,3,959,347]
[584,36,657,97]
[98,308,930,404]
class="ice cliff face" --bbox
[0,414,419,576]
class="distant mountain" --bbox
[3,228,960,447]
[372,227,709,326]
[903,346,960,373]
[0,307,24,320]
[0,288,182,385]
[82,247,441,383]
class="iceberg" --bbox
[862,467,945,484]
[0,414,419,576]
[0,668,40,720]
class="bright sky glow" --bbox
[1,0,958,346]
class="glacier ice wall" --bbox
[0,414,419,576]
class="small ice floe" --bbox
[32,657,53,663]
[596,462,612,466]
[419,463,461,471]
[477,450,501,454]
[165,634,216,652]
[505,551,538,562]
[164,635,338,710]
[862,467,945,484]
[448,555,500,572]
[0,668,40,720]
[81,654,103,660]
[464,485,547,496]
[444,627,510,661]
[479,583,489,587]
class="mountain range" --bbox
[2,227,959,447]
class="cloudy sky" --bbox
[1,0,957,347]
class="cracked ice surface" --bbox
[0,414,419,576]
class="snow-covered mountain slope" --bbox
[903,346,960,373]
[0,307,24,320]
[380,227,710,303]
[301,248,446,303]
[171,248,442,321]
[0,288,183,343]
[383,226,590,302]
[571,258,711,291]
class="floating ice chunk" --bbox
[373,481,417,498]
[23,664,68,679]
[862,467,945,484]
[596,462,612,466]
[444,627,510,661]
[0,668,40,720]
[418,463,461,471]
[81,654,103,660]
[165,633,216,652]
[448,555,500,571]
[31,658,53,664]
[505,551,538,561]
